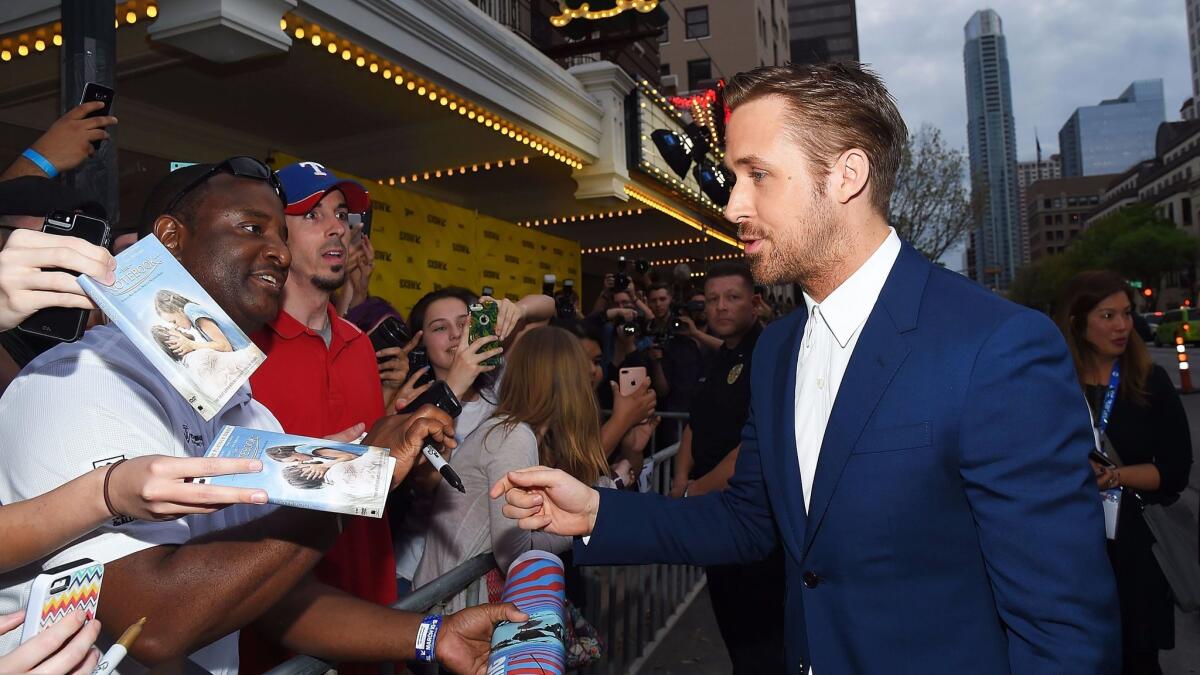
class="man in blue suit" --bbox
[491,63,1119,674]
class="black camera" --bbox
[613,308,643,337]
[614,256,631,293]
[555,279,578,319]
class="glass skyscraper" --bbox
[963,9,1021,290]
[1058,80,1166,177]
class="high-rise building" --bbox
[1187,0,1200,113]
[658,0,790,94]
[1058,80,1166,177]
[963,9,1021,290]
[1016,153,1061,264]
[787,0,859,65]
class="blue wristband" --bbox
[414,614,441,663]
[21,148,58,178]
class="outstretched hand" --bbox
[489,466,600,537]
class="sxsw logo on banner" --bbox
[483,270,501,280]
[397,231,422,244]
[521,240,535,249]
[452,243,471,254]
[523,276,536,285]
[428,259,448,271]
[553,248,564,256]
[427,214,447,227]
[483,230,501,241]
[397,279,423,290]
[504,255,519,264]
[375,250,393,262]
[370,200,391,213]
[539,262,552,270]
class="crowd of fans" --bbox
[0,101,795,675]
[3,86,1190,675]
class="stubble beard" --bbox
[747,196,846,287]
[312,267,347,293]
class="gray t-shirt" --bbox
[413,417,569,611]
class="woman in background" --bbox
[1055,270,1193,674]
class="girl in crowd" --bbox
[414,326,612,610]
[0,229,265,675]
[392,287,553,590]
[1055,270,1193,675]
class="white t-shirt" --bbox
[0,324,282,675]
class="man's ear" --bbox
[833,148,871,205]
[153,215,188,258]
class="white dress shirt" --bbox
[794,228,901,511]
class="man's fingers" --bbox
[501,503,542,520]
[502,488,544,510]
[65,101,105,119]
[483,603,529,625]
[84,115,119,130]
[519,514,554,531]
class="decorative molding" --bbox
[570,61,636,201]
[147,0,295,63]
[301,0,604,162]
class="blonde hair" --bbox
[489,326,609,485]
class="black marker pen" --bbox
[422,443,465,493]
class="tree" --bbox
[1008,204,1197,312]
[888,125,979,262]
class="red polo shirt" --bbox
[239,304,395,675]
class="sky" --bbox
[858,0,1192,161]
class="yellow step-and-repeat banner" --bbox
[273,154,581,316]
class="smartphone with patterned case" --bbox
[21,559,104,643]
[468,301,502,367]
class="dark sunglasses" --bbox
[163,156,286,216]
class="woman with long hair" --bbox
[414,326,612,611]
[1054,270,1193,674]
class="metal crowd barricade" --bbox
[267,413,701,675]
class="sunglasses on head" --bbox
[163,156,286,217]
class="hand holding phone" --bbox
[16,212,112,342]
[79,82,115,151]
[469,301,502,367]
[20,559,104,643]
[619,366,648,397]
[369,316,411,355]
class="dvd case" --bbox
[199,426,395,518]
[487,551,567,675]
[77,236,265,420]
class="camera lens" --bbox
[478,314,490,325]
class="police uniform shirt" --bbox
[688,322,762,479]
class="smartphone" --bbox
[398,379,463,418]
[18,211,111,343]
[20,559,104,643]
[369,316,411,356]
[468,301,502,367]
[619,366,647,396]
[78,82,115,150]
[408,343,431,383]
[1089,449,1117,469]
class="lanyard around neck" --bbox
[1097,360,1121,436]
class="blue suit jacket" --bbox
[575,243,1120,674]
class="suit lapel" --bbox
[801,243,929,558]
[771,309,809,561]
